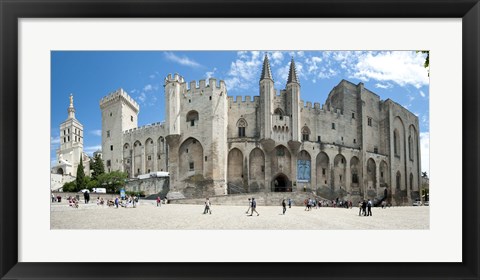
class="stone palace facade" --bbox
[100,55,421,205]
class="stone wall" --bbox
[125,177,169,198]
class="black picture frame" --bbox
[1,0,479,279]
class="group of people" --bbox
[108,195,139,208]
[358,199,373,216]
[67,196,79,208]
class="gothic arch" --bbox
[350,156,360,187]
[297,150,311,182]
[157,136,165,171]
[396,171,402,190]
[123,143,131,176]
[274,108,285,120]
[272,173,291,192]
[178,137,204,180]
[333,154,347,190]
[237,118,247,137]
[227,148,244,188]
[145,138,154,173]
[186,110,199,126]
[157,136,165,153]
[301,126,311,141]
[393,116,406,159]
[133,140,142,177]
[316,152,330,187]
[408,124,418,162]
[379,160,389,188]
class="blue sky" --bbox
[51,51,429,173]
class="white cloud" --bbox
[351,51,429,89]
[51,136,61,144]
[138,92,146,103]
[270,51,284,66]
[205,67,217,80]
[420,132,429,174]
[375,83,393,89]
[225,51,263,91]
[144,84,153,92]
[419,90,426,98]
[407,95,415,102]
[164,52,201,68]
[90,130,101,136]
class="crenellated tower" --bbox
[286,58,301,141]
[100,88,139,173]
[259,54,275,139]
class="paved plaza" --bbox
[51,200,429,230]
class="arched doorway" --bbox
[56,168,64,175]
[272,173,291,192]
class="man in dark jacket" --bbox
[362,200,367,216]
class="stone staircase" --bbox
[168,191,327,206]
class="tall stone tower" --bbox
[100,88,139,173]
[259,54,275,139]
[285,58,301,141]
[53,94,88,176]
[164,73,184,136]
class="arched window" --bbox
[274,108,284,120]
[394,129,400,156]
[396,171,401,190]
[302,126,310,141]
[237,118,247,137]
[186,110,199,127]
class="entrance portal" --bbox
[272,174,291,192]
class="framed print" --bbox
[1,0,479,279]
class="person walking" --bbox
[245,198,251,214]
[362,200,367,216]
[203,198,212,214]
[358,201,363,216]
[249,198,259,216]
[84,191,90,204]
[114,196,119,208]
[156,196,161,207]
[282,199,287,215]
[288,198,292,208]
[367,199,372,216]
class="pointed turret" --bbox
[287,58,299,85]
[260,53,273,81]
[67,93,76,119]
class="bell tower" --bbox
[259,54,275,139]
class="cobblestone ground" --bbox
[51,200,429,230]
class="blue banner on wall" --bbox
[297,160,311,182]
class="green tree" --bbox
[90,154,105,181]
[87,178,99,190]
[76,154,86,191]
[97,171,128,193]
[62,181,77,192]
